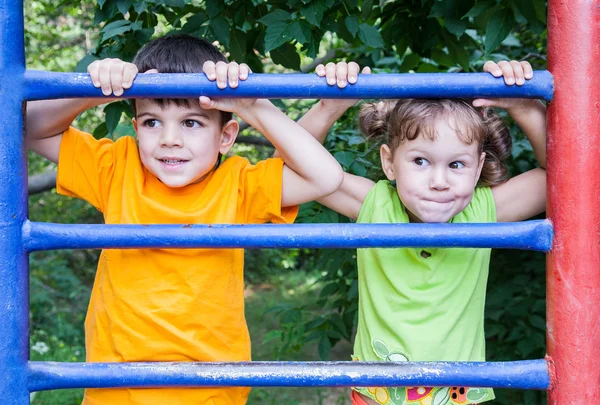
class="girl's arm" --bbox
[474,60,547,222]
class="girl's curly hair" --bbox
[358,99,512,186]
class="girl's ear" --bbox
[219,119,239,155]
[132,117,138,132]
[380,144,396,181]
[476,151,486,184]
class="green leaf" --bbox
[431,48,454,67]
[206,0,224,18]
[464,0,495,18]
[98,0,108,8]
[318,336,332,360]
[264,20,296,52]
[75,54,100,73]
[301,0,327,26]
[289,20,311,43]
[229,29,247,62]
[104,102,125,136]
[444,32,470,71]
[432,387,450,405]
[182,12,208,34]
[270,43,301,70]
[133,0,147,14]
[445,17,467,38]
[484,8,515,54]
[93,122,109,140]
[529,315,546,331]
[361,0,373,19]
[345,15,359,38]
[334,151,355,168]
[100,20,132,42]
[357,23,384,48]
[400,53,420,71]
[258,10,293,26]
[210,16,230,47]
[117,0,131,16]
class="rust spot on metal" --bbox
[182,224,192,229]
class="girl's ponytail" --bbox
[479,107,512,186]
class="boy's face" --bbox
[132,99,238,188]
[381,119,485,223]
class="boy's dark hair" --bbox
[132,34,233,126]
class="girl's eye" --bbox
[449,161,465,169]
[183,120,201,128]
[142,119,160,128]
[414,157,430,166]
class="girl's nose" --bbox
[429,167,450,190]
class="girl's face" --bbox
[381,119,485,223]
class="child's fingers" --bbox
[347,62,359,84]
[325,62,336,85]
[497,60,515,85]
[143,68,159,74]
[110,62,126,96]
[315,64,326,77]
[510,60,525,85]
[336,62,348,88]
[87,60,101,88]
[472,98,497,108]
[122,64,138,90]
[97,60,114,96]
[361,66,372,75]
[239,63,251,81]
[215,61,229,89]
[203,61,217,81]
[521,61,533,80]
[227,62,240,88]
[199,95,216,110]
[483,60,502,77]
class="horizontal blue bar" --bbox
[23,70,554,101]
[27,360,550,392]
[23,220,552,252]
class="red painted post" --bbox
[547,1,600,404]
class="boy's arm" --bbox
[476,60,548,222]
[26,59,138,163]
[202,95,344,207]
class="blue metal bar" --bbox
[23,219,553,252]
[28,359,550,392]
[23,70,554,101]
[0,0,29,404]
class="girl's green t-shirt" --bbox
[353,180,496,405]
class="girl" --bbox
[305,60,547,405]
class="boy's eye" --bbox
[449,161,465,169]
[183,120,201,128]
[143,119,160,128]
[414,157,430,166]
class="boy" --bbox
[26,34,343,405]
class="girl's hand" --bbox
[88,58,139,97]
[316,61,371,111]
[201,61,256,114]
[473,60,535,111]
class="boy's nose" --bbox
[160,129,183,147]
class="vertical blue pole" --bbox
[0,0,29,403]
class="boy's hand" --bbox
[316,61,371,111]
[88,58,139,97]
[201,61,256,114]
[473,60,535,111]
[203,61,251,89]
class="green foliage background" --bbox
[26,0,547,404]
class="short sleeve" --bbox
[237,158,298,224]
[56,127,121,213]
[455,186,496,223]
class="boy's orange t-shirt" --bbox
[56,127,297,405]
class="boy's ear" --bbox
[132,117,138,132]
[219,119,239,155]
[380,144,396,181]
